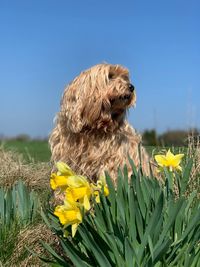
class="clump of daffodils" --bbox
[50,162,109,237]
[155,149,184,172]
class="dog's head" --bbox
[59,64,136,133]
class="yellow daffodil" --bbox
[56,162,76,176]
[65,186,91,210]
[50,173,69,190]
[51,162,110,237]
[93,176,109,203]
[66,175,90,187]
[155,149,184,172]
[50,163,80,191]
[54,201,82,237]
[65,175,92,210]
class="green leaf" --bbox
[148,235,154,260]
[125,237,133,267]
[155,198,184,250]
[127,154,138,177]
[99,192,114,233]
[105,172,116,220]
[138,192,164,262]
[181,208,200,241]
[103,233,124,266]
[135,201,144,242]
[78,225,113,267]
[0,188,6,225]
[164,168,174,200]
[40,241,68,266]
[116,169,126,225]
[127,185,137,243]
[135,174,146,219]
[140,178,151,210]
[153,238,171,264]
[60,239,91,267]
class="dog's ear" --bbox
[59,85,85,133]
[82,97,103,126]
[59,83,104,133]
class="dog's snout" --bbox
[128,84,135,92]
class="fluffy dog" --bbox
[49,64,152,183]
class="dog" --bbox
[49,63,152,183]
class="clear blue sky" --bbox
[0,0,199,138]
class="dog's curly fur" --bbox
[49,63,151,183]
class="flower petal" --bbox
[155,155,168,167]
[172,154,184,167]
[166,149,175,160]
[67,175,88,188]
[83,195,91,210]
[95,193,100,203]
[104,186,109,197]
[50,174,68,190]
[65,187,90,203]
[56,162,75,176]
[54,204,82,226]
[71,223,79,237]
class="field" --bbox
[0,139,51,162]
[0,139,168,163]
[0,139,185,163]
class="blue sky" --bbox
[0,0,199,137]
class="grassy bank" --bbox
[0,139,187,164]
[0,140,51,162]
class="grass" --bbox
[0,146,52,266]
[0,140,170,163]
[0,140,186,164]
[0,139,51,162]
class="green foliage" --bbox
[142,128,200,147]
[143,129,158,146]
[0,180,39,226]
[0,181,40,263]
[0,139,51,162]
[41,159,200,267]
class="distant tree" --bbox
[143,128,200,147]
[158,130,189,147]
[14,134,30,142]
[142,129,158,146]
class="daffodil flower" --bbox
[65,175,92,210]
[92,176,109,203]
[50,173,69,190]
[155,149,184,172]
[52,163,110,237]
[56,162,76,176]
[54,200,82,237]
[66,175,90,187]
[50,162,80,191]
[65,186,92,210]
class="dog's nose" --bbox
[128,84,135,92]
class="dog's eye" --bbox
[122,75,129,82]
[108,73,115,80]
[110,98,115,105]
